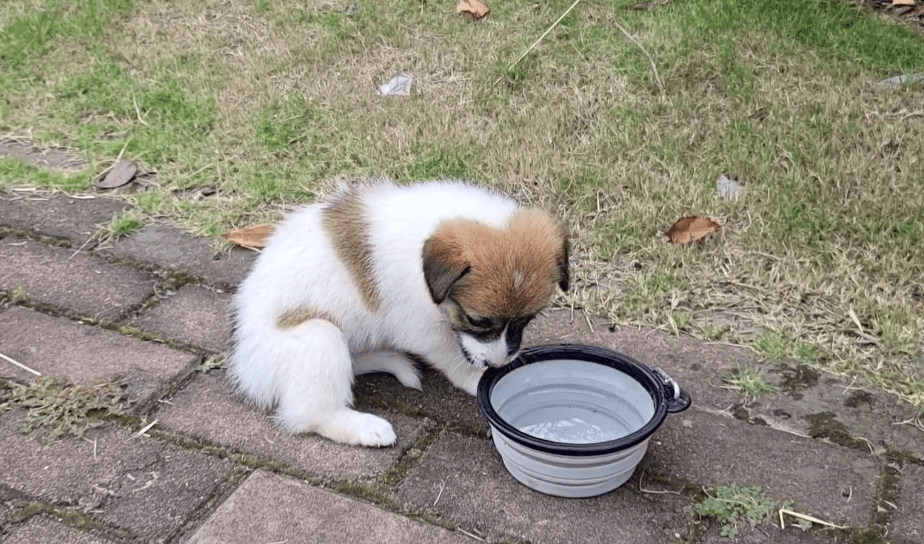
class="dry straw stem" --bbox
[0,351,41,376]
[778,508,847,530]
[129,419,158,439]
[503,0,586,76]
[610,16,664,94]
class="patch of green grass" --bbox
[9,377,123,442]
[695,484,788,539]
[105,211,143,239]
[9,286,29,303]
[724,367,779,401]
[0,159,90,192]
[404,143,482,182]
[753,331,821,364]
[256,96,326,154]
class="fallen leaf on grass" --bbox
[95,159,137,190]
[221,224,275,249]
[663,215,720,244]
[457,0,490,19]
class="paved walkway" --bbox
[0,190,922,544]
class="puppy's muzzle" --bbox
[457,328,522,369]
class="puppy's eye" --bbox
[465,314,493,330]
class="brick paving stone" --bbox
[0,192,126,245]
[185,470,470,544]
[354,366,488,434]
[638,408,879,528]
[524,308,753,413]
[129,285,232,352]
[699,523,834,543]
[0,237,157,321]
[396,432,692,544]
[0,307,196,405]
[156,373,428,480]
[0,410,233,541]
[1,516,119,544]
[109,224,255,288]
[890,463,924,543]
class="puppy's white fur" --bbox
[230,179,567,447]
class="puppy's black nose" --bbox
[505,326,523,357]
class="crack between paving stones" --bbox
[164,466,250,544]
[8,497,137,542]
[0,227,73,248]
[0,294,212,358]
[96,250,238,293]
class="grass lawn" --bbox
[2,0,923,408]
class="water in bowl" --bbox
[519,417,621,444]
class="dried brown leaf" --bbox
[95,159,137,190]
[221,224,275,249]
[456,0,490,20]
[663,215,721,245]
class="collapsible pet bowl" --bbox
[477,344,691,498]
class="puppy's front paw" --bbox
[350,413,397,447]
[320,410,397,447]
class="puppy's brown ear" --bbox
[557,237,570,292]
[422,236,470,304]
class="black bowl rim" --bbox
[477,344,683,456]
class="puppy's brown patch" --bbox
[424,208,568,317]
[277,307,340,329]
[322,186,381,311]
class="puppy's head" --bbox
[422,208,569,369]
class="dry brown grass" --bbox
[2,0,923,407]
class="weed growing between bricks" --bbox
[12,501,132,541]
[693,484,788,539]
[6,377,123,442]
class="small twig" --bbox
[457,528,486,542]
[841,374,859,395]
[132,91,149,126]
[69,232,99,260]
[847,307,864,334]
[638,471,681,495]
[611,16,664,95]
[83,436,98,461]
[0,351,41,376]
[892,415,924,433]
[583,312,595,333]
[115,138,130,162]
[779,508,847,530]
[500,0,585,81]
[433,481,446,507]
[130,420,158,439]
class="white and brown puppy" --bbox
[229,179,568,447]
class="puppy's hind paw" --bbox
[393,366,422,390]
[353,351,422,391]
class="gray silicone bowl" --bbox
[477,345,691,498]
